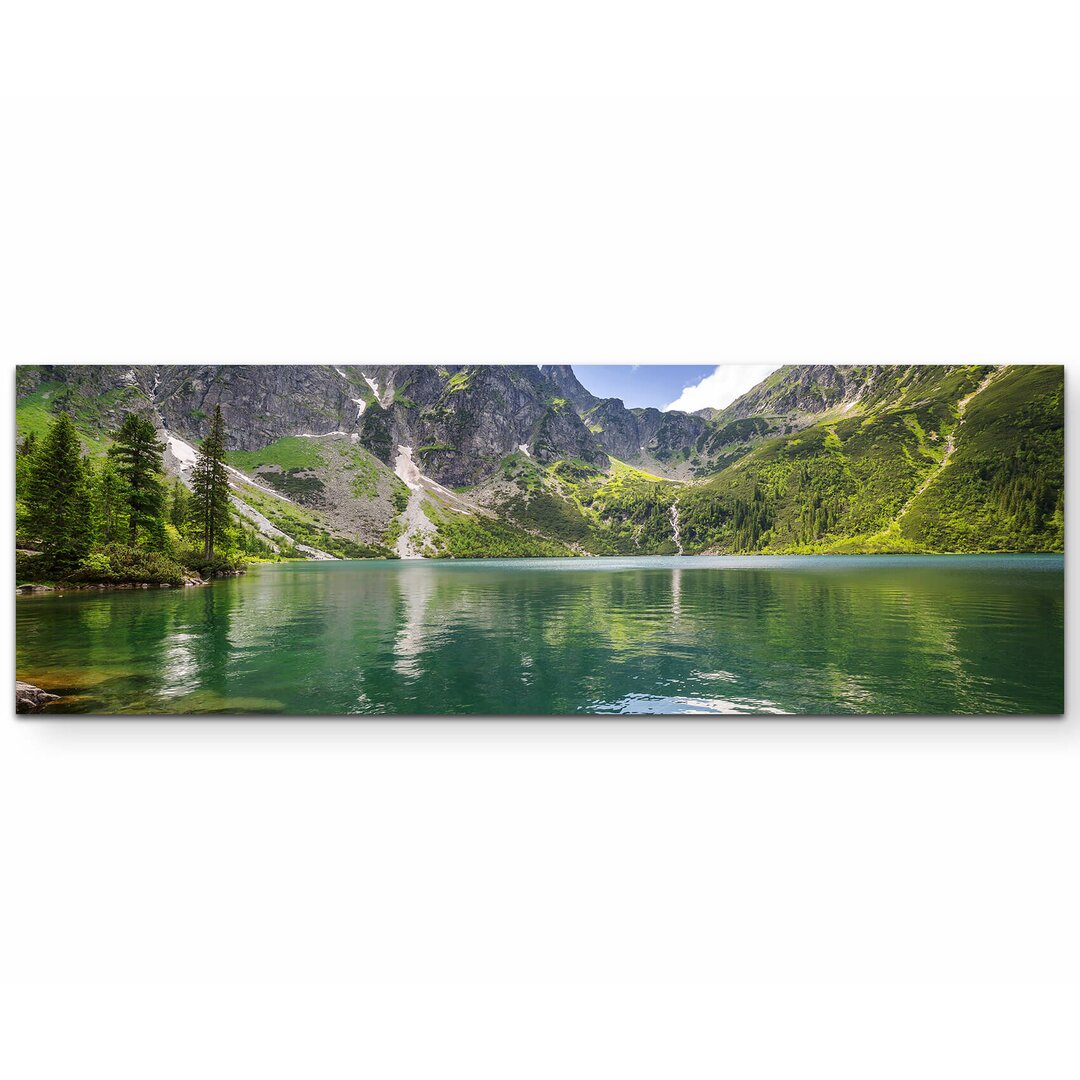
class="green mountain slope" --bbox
[16,363,1063,559]
[899,365,1064,551]
[675,365,1063,554]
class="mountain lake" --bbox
[15,554,1064,716]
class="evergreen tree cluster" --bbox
[16,405,271,584]
[678,484,774,553]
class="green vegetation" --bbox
[427,503,575,558]
[256,469,325,501]
[500,452,545,493]
[358,402,394,462]
[189,405,232,559]
[581,466,679,552]
[482,367,1063,557]
[67,545,188,587]
[382,514,406,551]
[675,365,1063,554]
[226,435,330,503]
[338,444,381,499]
[234,483,392,560]
[16,379,115,455]
[111,412,167,545]
[15,381,67,442]
[391,479,411,513]
[22,412,94,574]
[226,436,325,471]
[900,365,1064,552]
[17,407,252,586]
[445,369,475,393]
[16,363,1063,563]
[494,455,680,554]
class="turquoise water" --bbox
[16,555,1064,715]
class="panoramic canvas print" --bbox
[15,363,1064,715]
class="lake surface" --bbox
[16,555,1064,716]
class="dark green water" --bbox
[16,555,1064,715]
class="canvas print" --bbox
[14,364,1064,715]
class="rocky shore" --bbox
[15,569,245,596]
[16,681,60,713]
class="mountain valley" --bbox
[16,362,1064,558]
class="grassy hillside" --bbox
[16,379,140,455]
[674,365,1063,554]
[226,436,327,471]
[900,365,1063,551]
[488,455,681,554]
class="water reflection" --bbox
[392,566,438,679]
[15,556,1064,715]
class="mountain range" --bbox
[15,362,1064,558]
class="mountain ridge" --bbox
[16,363,1064,558]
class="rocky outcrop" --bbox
[153,365,372,450]
[16,681,59,713]
[542,366,715,471]
[718,365,875,425]
[354,364,608,485]
[539,364,601,413]
[18,362,761,489]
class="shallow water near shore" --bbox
[16,554,1064,715]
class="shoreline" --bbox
[245,549,1063,562]
[15,569,245,597]
[15,550,1061,595]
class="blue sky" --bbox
[574,364,781,412]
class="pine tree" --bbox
[92,457,129,545]
[169,478,192,534]
[16,432,38,535]
[189,405,232,559]
[110,413,166,545]
[25,412,93,573]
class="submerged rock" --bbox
[16,681,60,713]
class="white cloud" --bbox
[664,364,782,413]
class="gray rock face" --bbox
[18,363,375,451]
[24,363,614,486]
[719,365,873,425]
[153,365,370,449]
[634,408,711,464]
[354,364,609,485]
[542,365,713,470]
[20,362,786,488]
[16,681,59,713]
[580,398,642,459]
[539,364,601,413]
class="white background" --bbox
[1,5,1078,1077]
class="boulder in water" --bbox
[16,681,60,713]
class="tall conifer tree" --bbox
[169,478,192,533]
[110,413,166,545]
[93,457,128,545]
[189,405,231,558]
[25,412,93,573]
